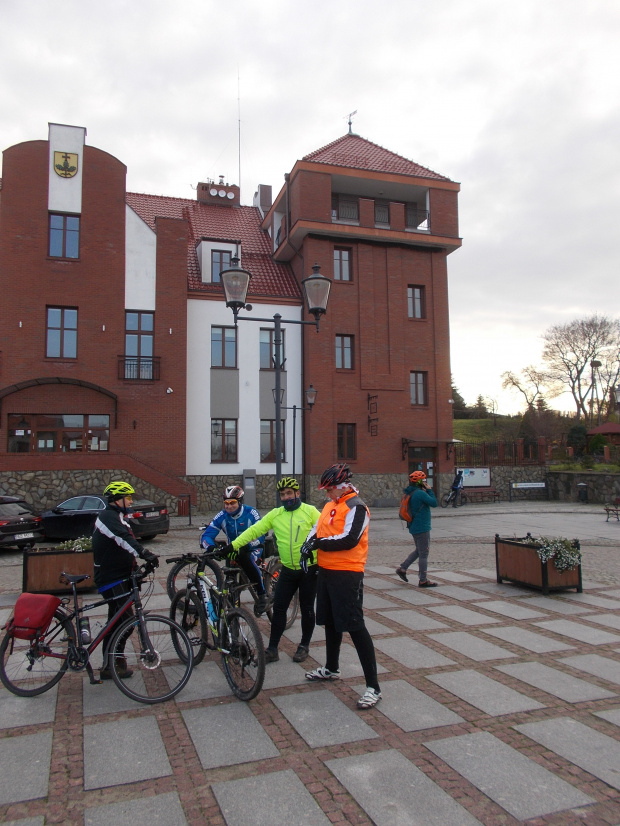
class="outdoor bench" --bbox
[465,487,500,503]
[604,497,620,521]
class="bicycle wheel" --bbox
[265,558,298,629]
[220,607,265,701]
[170,588,208,666]
[457,492,468,507]
[0,609,72,697]
[110,614,193,704]
[440,493,452,508]
[166,556,222,601]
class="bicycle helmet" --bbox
[223,485,244,501]
[409,471,426,483]
[318,463,352,489]
[104,480,135,501]
[276,477,300,491]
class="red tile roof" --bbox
[126,192,300,300]
[303,134,451,181]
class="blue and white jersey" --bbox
[200,504,264,550]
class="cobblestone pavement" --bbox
[1,502,620,825]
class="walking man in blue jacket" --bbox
[395,470,438,587]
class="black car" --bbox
[0,496,44,549]
[40,495,169,541]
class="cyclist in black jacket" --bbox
[92,480,159,680]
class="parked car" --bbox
[40,495,169,541]
[0,496,44,549]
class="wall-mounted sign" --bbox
[54,151,78,178]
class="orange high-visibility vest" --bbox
[316,490,369,572]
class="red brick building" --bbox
[263,133,461,498]
[0,125,460,510]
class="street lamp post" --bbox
[221,260,330,499]
[277,385,317,477]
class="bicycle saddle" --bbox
[59,572,91,584]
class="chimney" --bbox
[253,184,272,218]
[197,179,240,206]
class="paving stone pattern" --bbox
[6,553,620,824]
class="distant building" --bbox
[0,124,460,510]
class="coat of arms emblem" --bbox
[53,152,78,178]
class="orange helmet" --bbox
[409,471,426,483]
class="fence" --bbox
[453,439,546,467]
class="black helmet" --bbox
[318,463,352,489]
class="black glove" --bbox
[202,544,217,554]
[300,536,317,574]
[223,543,238,561]
[142,550,159,568]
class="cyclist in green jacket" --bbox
[224,477,320,664]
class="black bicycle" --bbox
[170,562,265,701]
[0,562,194,704]
[440,489,468,508]
[166,543,299,630]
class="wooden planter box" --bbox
[495,535,582,595]
[23,548,95,595]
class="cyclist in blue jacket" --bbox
[200,486,269,614]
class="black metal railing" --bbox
[118,356,161,381]
[453,440,544,467]
[406,208,430,231]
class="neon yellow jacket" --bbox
[231,502,320,570]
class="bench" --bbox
[464,487,500,503]
[604,497,620,521]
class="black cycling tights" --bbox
[269,565,318,650]
[324,623,380,692]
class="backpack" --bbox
[399,493,412,522]
[10,593,61,640]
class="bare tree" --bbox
[501,366,560,410]
[541,314,620,421]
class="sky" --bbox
[1,0,619,415]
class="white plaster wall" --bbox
[48,123,86,213]
[186,299,303,476]
[125,205,156,310]
[196,240,241,282]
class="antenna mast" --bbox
[238,68,241,201]
[347,109,357,134]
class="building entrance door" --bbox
[407,447,436,490]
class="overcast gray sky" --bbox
[2,0,619,415]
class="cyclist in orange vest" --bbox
[300,463,381,709]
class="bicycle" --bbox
[170,561,265,701]
[0,562,194,704]
[166,542,299,630]
[440,489,468,508]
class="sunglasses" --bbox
[223,499,239,506]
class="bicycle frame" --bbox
[55,569,151,684]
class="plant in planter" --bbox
[23,536,95,594]
[495,533,582,594]
[54,536,93,552]
[518,534,581,573]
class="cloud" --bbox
[1,0,619,415]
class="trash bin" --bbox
[177,494,190,516]
[577,483,588,503]
[242,469,257,509]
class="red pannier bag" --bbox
[10,593,62,640]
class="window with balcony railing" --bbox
[118,356,161,380]
[331,195,359,222]
[374,202,389,225]
[406,203,430,231]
